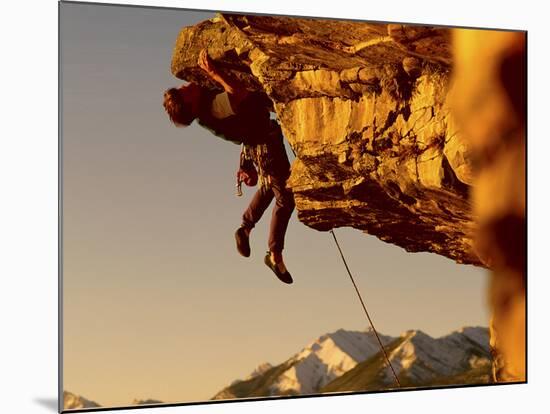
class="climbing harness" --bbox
[236,143,268,196]
[236,144,245,197]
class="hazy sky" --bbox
[61,2,488,407]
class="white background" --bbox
[1,0,548,413]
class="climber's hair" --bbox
[163,86,195,127]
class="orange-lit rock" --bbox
[170,14,526,383]
[172,14,479,265]
[450,29,526,382]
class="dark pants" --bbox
[242,173,295,252]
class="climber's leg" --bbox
[236,185,274,257]
[242,185,275,229]
[263,174,294,284]
[267,174,294,256]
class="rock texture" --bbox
[171,14,478,265]
[170,15,526,382]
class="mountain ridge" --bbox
[213,326,491,400]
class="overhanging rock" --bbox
[171,14,481,266]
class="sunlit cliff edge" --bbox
[172,15,478,265]
[170,14,526,382]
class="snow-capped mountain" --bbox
[271,328,395,395]
[246,362,274,380]
[323,326,491,392]
[212,326,491,400]
[63,391,165,410]
[63,391,101,410]
[212,328,394,399]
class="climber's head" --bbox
[163,83,202,127]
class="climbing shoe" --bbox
[235,226,251,257]
[264,252,293,284]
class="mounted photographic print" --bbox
[59,0,526,411]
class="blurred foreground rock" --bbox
[451,30,526,382]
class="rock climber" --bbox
[163,49,294,284]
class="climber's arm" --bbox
[197,49,249,109]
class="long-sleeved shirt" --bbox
[196,90,291,180]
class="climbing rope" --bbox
[286,144,401,388]
[329,229,402,388]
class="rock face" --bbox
[171,14,479,265]
[170,14,526,382]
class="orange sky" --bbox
[61,2,488,407]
